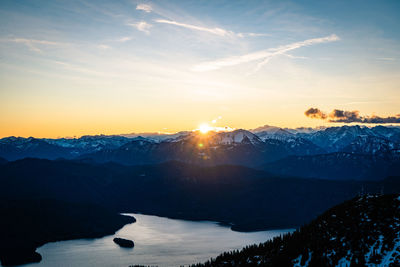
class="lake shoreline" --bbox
[122,211,298,233]
[15,213,293,267]
[0,199,135,267]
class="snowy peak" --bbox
[178,129,263,146]
[251,125,281,133]
[255,128,295,141]
[341,135,399,155]
[211,129,263,145]
[120,131,190,142]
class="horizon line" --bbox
[1,123,400,139]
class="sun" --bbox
[199,123,212,134]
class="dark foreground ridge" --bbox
[0,199,135,266]
[192,194,400,266]
[1,158,400,265]
[0,158,395,233]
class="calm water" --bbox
[18,213,293,267]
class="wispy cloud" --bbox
[53,61,108,77]
[283,54,309,59]
[136,3,269,39]
[155,19,235,37]
[377,57,396,61]
[116,36,133,42]
[155,19,270,39]
[136,4,152,13]
[97,44,111,50]
[128,21,152,34]
[237,32,271,38]
[192,34,340,72]
[1,38,63,53]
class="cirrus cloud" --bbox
[154,19,269,39]
[136,4,152,13]
[128,21,152,35]
[155,19,235,37]
[192,34,340,72]
[0,37,65,53]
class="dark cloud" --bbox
[304,108,327,119]
[305,108,400,124]
[329,109,361,122]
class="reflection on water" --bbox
[20,213,293,267]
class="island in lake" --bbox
[113,238,134,248]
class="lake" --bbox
[18,213,293,267]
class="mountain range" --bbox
[1,125,400,265]
[1,125,399,180]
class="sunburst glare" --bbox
[199,123,213,134]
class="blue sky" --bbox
[0,0,399,137]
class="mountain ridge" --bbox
[1,125,400,181]
[191,194,400,267]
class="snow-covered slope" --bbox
[341,135,399,155]
[250,124,282,133]
[45,135,131,152]
[300,125,381,152]
[255,128,295,141]
[1,126,400,166]
[120,131,190,142]
[193,194,400,266]
[210,129,264,145]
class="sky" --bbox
[0,0,400,138]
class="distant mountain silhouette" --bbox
[0,157,7,165]
[0,137,75,161]
[1,126,399,173]
[79,129,325,167]
[1,125,400,180]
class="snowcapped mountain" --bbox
[78,129,327,167]
[255,128,295,141]
[252,125,400,152]
[45,135,131,152]
[341,135,399,155]
[300,125,381,152]
[194,194,400,267]
[0,137,74,161]
[251,125,325,135]
[250,124,282,133]
[207,129,264,146]
[0,135,134,160]
[1,125,400,172]
[286,126,327,134]
[119,131,190,142]
[370,125,400,143]
[81,129,268,166]
[80,138,159,165]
